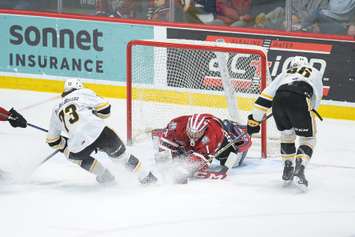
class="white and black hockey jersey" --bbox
[47,88,110,153]
[252,65,323,121]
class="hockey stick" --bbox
[0,112,62,165]
[40,149,60,165]
[0,111,49,133]
[212,113,273,162]
[27,123,48,133]
[184,113,274,180]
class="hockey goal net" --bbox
[126,39,276,158]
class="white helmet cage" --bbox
[186,114,209,144]
[64,78,83,92]
[289,56,309,68]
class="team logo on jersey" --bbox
[168,122,177,130]
[201,136,209,145]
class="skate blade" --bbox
[293,177,308,192]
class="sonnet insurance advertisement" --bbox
[0,14,154,82]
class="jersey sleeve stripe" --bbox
[95,102,110,110]
[95,104,111,119]
[255,97,272,109]
[46,135,61,142]
[260,93,273,100]
[46,136,63,149]
[254,103,269,112]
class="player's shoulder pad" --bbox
[78,88,97,96]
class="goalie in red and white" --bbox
[152,113,252,181]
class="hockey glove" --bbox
[58,136,68,153]
[8,108,27,128]
[247,114,261,135]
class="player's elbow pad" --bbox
[95,103,111,119]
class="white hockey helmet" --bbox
[186,114,209,146]
[289,56,309,68]
[64,78,83,92]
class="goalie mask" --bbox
[186,114,208,146]
[289,56,309,68]
[64,78,83,93]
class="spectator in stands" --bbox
[301,0,355,35]
[348,15,355,36]
[149,0,202,23]
[96,0,114,16]
[207,0,252,26]
[96,0,151,19]
[148,0,170,21]
[194,0,217,15]
[291,0,328,32]
[255,6,284,29]
[348,25,355,36]
[0,0,43,10]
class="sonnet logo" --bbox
[9,25,104,51]
[8,25,105,73]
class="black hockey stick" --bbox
[193,113,274,180]
[212,113,273,160]
[26,123,67,164]
[1,111,49,133]
[40,150,61,165]
[0,112,61,164]
[27,122,48,133]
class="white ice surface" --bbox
[1,89,355,237]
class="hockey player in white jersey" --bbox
[46,78,157,184]
[247,56,323,191]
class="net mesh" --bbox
[128,40,279,157]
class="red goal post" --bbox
[126,39,270,158]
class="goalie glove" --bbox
[247,114,261,135]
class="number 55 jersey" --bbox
[47,88,110,153]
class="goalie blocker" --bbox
[152,113,252,182]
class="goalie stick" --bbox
[195,113,273,179]
[212,113,273,161]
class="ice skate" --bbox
[293,159,308,192]
[282,160,294,186]
[140,171,158,185]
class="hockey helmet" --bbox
[186,114,208,146]
[289,56,309,68]
[64,78,83,92]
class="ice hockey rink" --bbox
[1,88,355,237]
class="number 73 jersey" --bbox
[47,88,108,153]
